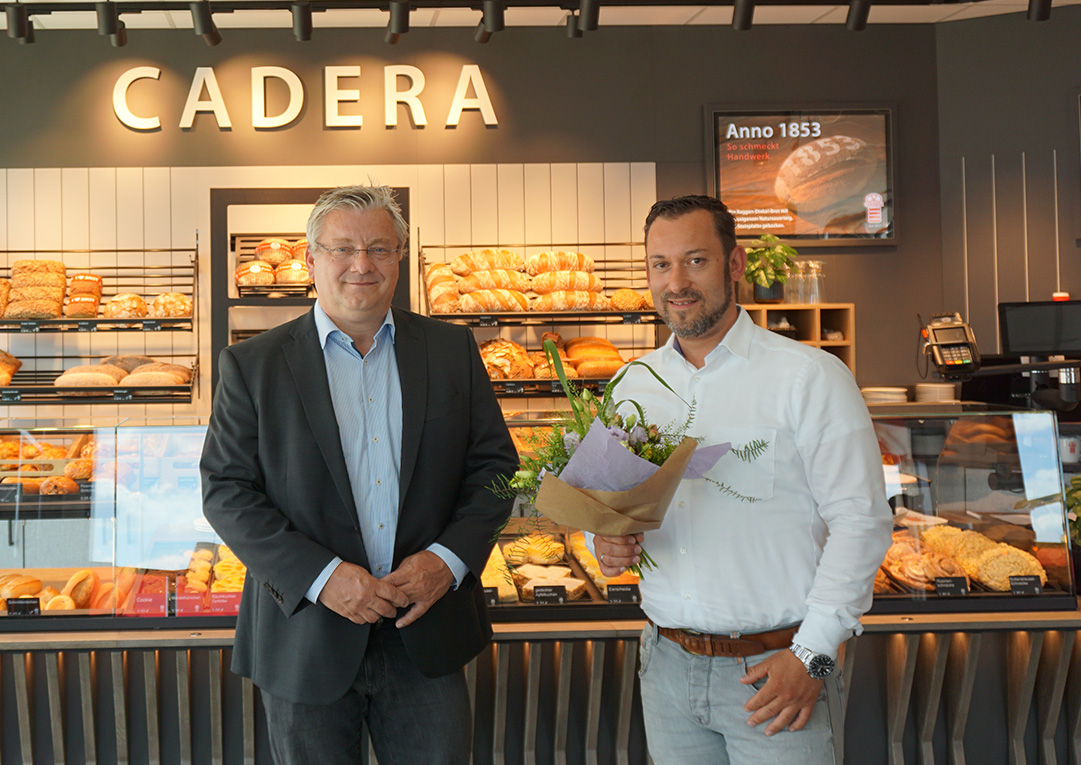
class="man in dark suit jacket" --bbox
[200,185,516,764]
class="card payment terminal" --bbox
[923,313,981,377]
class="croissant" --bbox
[530,271,603,295]
[524,252,595,276]
[458,289,529,312]
[457,270,532,294]
[531,291,611,312]
[451,249,524,276]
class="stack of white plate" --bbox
[860,387,908,405]
[914,382,957,403]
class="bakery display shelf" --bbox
[432,310,664,327]
[235,284,313,299]
[0,355,198,405]
[0,317,193,333]
[869,590,1077,614]
[0,498,91,521]
[231,233,304,261]
[491,377,615,397]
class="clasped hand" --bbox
[593,532,643,576]
[318,552,453,629]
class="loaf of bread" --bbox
[120,370,186,388]
[774,135,880,214]
[63,364,128,383]
[62,569,100,608]
[100,355,156,373]
[148,292,193,318]
[103,293,148,319]
[11,286,65,303]
[0,349,21,387]
[450,249,524,276]
[564,336,620,357]
[0,279,9,315]
[12,260,65,275]
[575,358,625,378]
[254,238,293,266]
[55,366,125,392]
[69,273,103,297]
[532,291,610,312]
[274,260,310,284]
[64,295,100,318]
[64,459,94,480]
[235,261,275,287]
[530,271,603,295]
[524,252,595,276]
[478,339,533,380]
[610,288,646,311]
[11,272,66,289]
[292,239,309,259]
[425,264,459,313]
[1,574,42,599]
[40,476,79,495]
[5,299,62,319]
[130,362,193,383]
[457,270,532,294]
[458,290,529,313]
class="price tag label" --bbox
[113,389,133,402]
[209,592,242,614]
[76,321,97,332]
[597,381,607,394]
[79,482,94,501]
[7,598,41,616]
[143,320,162,331]
[532,585,566,605]
[1,390,21,403]
[549,381,564,395]
[19,322,39,333]
[0,484,18,502]
[1009,575,1043,595]
[483,587,500,607]
[504,381,524,395]
[934,577,968,596]
[606,583,641,603]
[478,315,498,327]
[620,312,642,325]
[132,592,167,616]
[174,592,205,616]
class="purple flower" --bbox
[563,431,582,454]
[607,426,629,442]
[628,425,648,446]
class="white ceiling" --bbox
[12,0,1081,31]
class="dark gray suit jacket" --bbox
[200,307,516,704]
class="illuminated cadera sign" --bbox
[112,63,497,130]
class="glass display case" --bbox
[870,405,1075,612]
[0,420,241,630]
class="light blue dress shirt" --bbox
[305,303,467,603]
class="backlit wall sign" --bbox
[112,63,498,131]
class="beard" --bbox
[658,273,734,339]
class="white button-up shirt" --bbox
[612,307,891,657]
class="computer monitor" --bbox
[998,301,1081,356]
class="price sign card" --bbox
[532,585,566,605]
[174,592,205,616]
[1009,576,1042,595]
[132,592,167,616]
[934,577,968,596]
[483,587,500,607]
[606,584,641,603]
[209,592,242,614]
[7,598,41,616]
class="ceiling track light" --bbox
[1027,0,1050,22]
[291,0,312,41]
[385,0,408,44]
[190,1,222,47]
[732,0,755,31]
[482,0,504,34]
[566,12,581,38]
[95,1,119,35]
[111,19,127,46]
[5,4,31,41]
[473,20,491,43]
[846,0,870,31]
[579,0,599,31]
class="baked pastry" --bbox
[103,293,148,319]
[946,417,1014,445]
[62,364,128,383]
[120,370,186,388]
[274,260,310,284]
[68,273,103,297]
[531,291,611,312]
[235,261,275,286]
[63,295,100,318]
[510,563,572,587]
[11,272,66,289]
[0,349,22,387]
[44,595,76,611]
[292,239,309,259]
[254,238,293,266]
[480,545,518,603]
[424,263,460,313]
[458,290,529,313]
[610,288,646,312]
[148,292,193,318]
[774,135,880,214]
[478,339,533,380]
[642,291,655,310]
[503,533,565,566]
[62,569,100,608]
[918,525,964,556]
[12,259,65,275]
[130,362,193,383]
[100,355,156,373]
[64,459,94,480]
[974,544,1047,591]
[0,441,19,459]
[1,575,43,599]
[36,443,68,459]
[874,568,892,594]
[0,279,9,314]
[576,358,625,378]
[11,286,65,302]
[54,365,128,392]
[530,271,603,295]
[1,476,43,493]
[457,270,532,294]
[524,252,595,276]
[40,476,79,495]
[450,249,524,276]
[4,299,62,319]
[952,531,999,579]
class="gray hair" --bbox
[306,185,409,254]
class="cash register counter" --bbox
[2,609,1081,764]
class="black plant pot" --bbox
[753,281,784,303]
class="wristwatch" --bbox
[789,643,835,679]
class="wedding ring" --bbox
[601,553,607,565]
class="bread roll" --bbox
[610,288,646,311]
[130,362,193,383]
[530,271,603,295]
[103,293,148,319]
[120,370,186,388]
[235,261,275,286]
[575,358,625,378]
[148,292,193,318]
[100,355,156,373]
[5,299,62,319]
[62,569,100,608]
[1,476,43,493]
[63,364,128,383]
[0,349,22,387]
[292,239,309,259]
[540,332,564,350]
[69,273,103,297]
[565,336,620,356]
[12,260,65,275]
[774,135,880,214]
[531,291,611,312]
[90,583,118,610]
[458,290,529,313]
[40,476,79,495]
[457,270,532,294]
[450,249,524,276]
[37,586,60,602]
[64,459,94,480]
[274,260,310,284]
[254,238,293,266]
[45,594,76,611]
[524,252,595,276]
[64,295,100,318]
[1,575,43,599]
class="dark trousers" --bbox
[261,622,472,765]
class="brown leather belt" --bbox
[649,619,798,658]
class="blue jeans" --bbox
[261,622,472,765]
[638,623,843,765]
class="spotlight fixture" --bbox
[385,0,409,45]
[1027,0,1050,21]
[846,0,870,31]
[291,0,312,41]
[111,19,127,47]
[473,20,491,43]
[579,0,599,32]
[482,0,504,34]
[5,4,32,41]
[732,0,755,31]
[566,12,582,38]
[95,1,119,35]
[190,1,222,47]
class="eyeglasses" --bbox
[313,241,401,265]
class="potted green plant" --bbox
[744,234,799,303]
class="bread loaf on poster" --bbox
[12,260,65,275]
[524,252,595,276]
[774,135,880,214]
[458,290,529,313]
[531,291,610,312]
[103,293,148,319]
[575,358,625,379]
[450,249,524,276]
[4,299,62,319]
[0,349,22,387]
[610,288,646,311]
[69,273,103,297]
[148,292,193,318]
[530,271,603,295]
[64,295,100,318]
[457,270,532,294]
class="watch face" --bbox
[807,654,835,680]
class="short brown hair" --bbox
[644,195,737,255]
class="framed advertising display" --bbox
[708,106,896,246]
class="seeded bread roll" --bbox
[457,270,532,294]
[69,273,103,297]
[103,293,148,319]
[530,271,603,295]
[774,135,880,214]
[148,292,193,318]
[450,249,524,276]
[610,288,646,311]
[524,252,595,276]
[4,299,62,319]
[531,291,610,312]
[458,290,529,313]
[12,260,65,275]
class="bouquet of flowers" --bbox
[494,340,735,573]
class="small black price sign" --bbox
[606,584,641,603]
[620,312,642,325]
[483,587,500,607]
[76,321,96,332]
[934,577,968,596]
[79,482,94,500]
[19,322,39,333]
[549,381,564,395]
[113,389,133,402]
[7,598,40,616]
[1009,575,1042,595]
[532,585,566,605]
[1,390,21,403]
[143,320,162,331]
[504,381,525,395]
[0,484,19,502]
[478,315,498,327]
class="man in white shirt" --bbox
[593,195,891,764]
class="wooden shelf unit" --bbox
[740,302,856,373]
